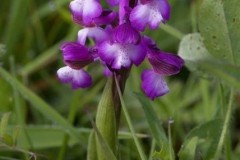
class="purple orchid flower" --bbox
[57,66,92,89]
[141,69,169,100]
[58,0,184,100]
[141,50,184,100]
[130,0,170,31]
[60,42,94,70]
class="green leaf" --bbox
[92,121,118,160]
[87,131,97,160]
[199,61,240,89]
[178,137,198,160]
[199,0,240,64]
[178,33,240,89]
[178,33,212,72]
[0,67,83,144]
[95,78,117,160]
[6,125,147,149]
[135,93,174,160]
[178,119,223,160]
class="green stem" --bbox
[115,75,147,160]
[215,88,234,159]
[168,119,174,160]
[148,140,156,160]
[159,24,184,40]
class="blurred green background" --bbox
[1,0,240,159]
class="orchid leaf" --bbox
[95,78,117,159]
[92,121,118,160]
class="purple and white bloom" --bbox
[113,23,140,44]
[70,0,102,25]
[58,0,184,100]
[98,41,146,69]
[60,42,93,70]
[57,66,92,89]
[141,69,169,100]
[140,36,184,100]
[130,0,170,31]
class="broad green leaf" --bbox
[135,93,174,160]
[0,67,83,144]
[178,33,212,72]
[199,61,240,89]
[95,78,117,159]
[199,0,240,64]
[179,33,240,89]
[178,119,223,160]
[178,137,198,160]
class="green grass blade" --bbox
[0,67,83,144]
[19,26,78,77]
[135,93,174,160]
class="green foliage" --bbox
[135,93,174,160]
[95,78,117,160]
[199,0,240,64]
[1,0,240,159]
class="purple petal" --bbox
[159,0,171,20]
[129,5,149,31]
[70,0,83,19]
[71,69,92,89]
[141,69,169,100]
[57,66,73,83]
[82,0,102,24]
[113,23,140,44]
[107,0,119,6]
[93,10,118,26]
[103,66,113,77]
[70,0,102,25]
[78,27,109,45]
[98,41,146,69]
[127,43,146,66]
[60,42,93,69]
[130,0,170,31]
[119,0,128,24]
[147,51,184,75]
[57,66,92,89]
